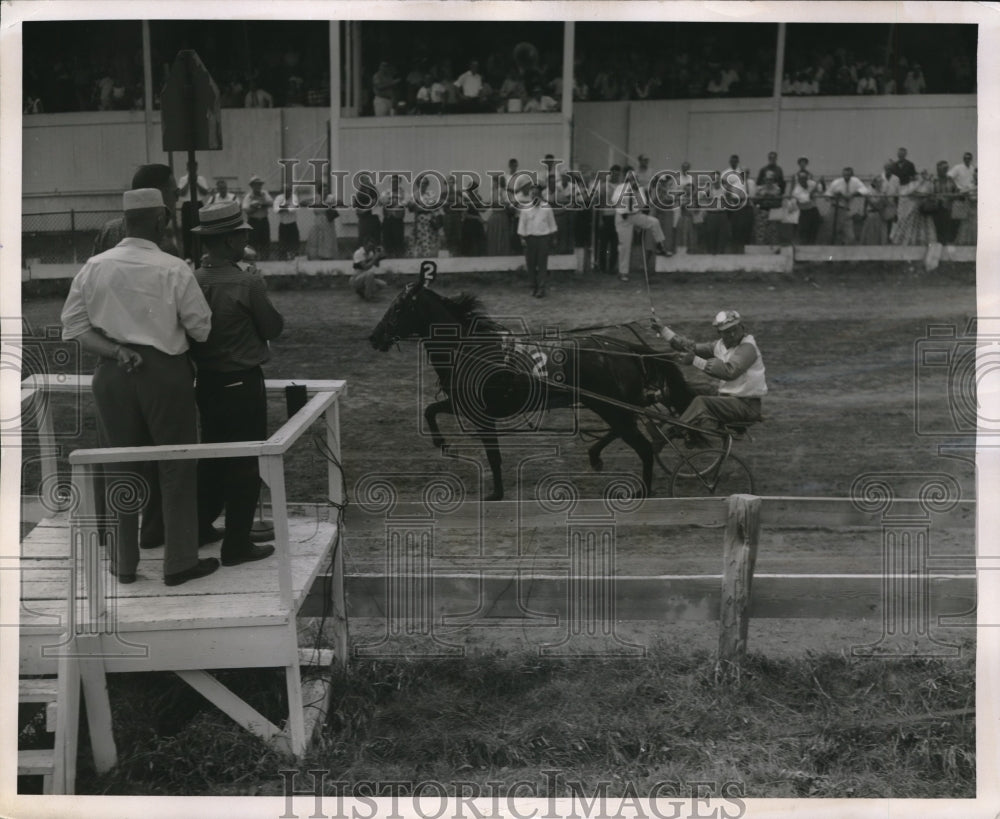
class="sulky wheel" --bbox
[668,450,754,497]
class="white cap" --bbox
[123,188,165,211]
[713,310,742,330]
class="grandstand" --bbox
[20,20,977,267]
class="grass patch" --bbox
[76,641,974,798]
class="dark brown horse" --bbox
[369,269,694,500]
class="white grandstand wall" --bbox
[575,94,976,179]
[23,95,975,222]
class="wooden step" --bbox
[18,748,54,776]
[19,677,58,702]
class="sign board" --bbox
[161,50,223,152]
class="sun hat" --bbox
[123,188,164,211]
[248,174,264,185]
[713,310,742,331]
[191,201,253,234]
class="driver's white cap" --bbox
[713,310,742,330]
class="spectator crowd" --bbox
[24,21,973,115]
[179,145,974,271]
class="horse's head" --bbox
[369,261,440,351]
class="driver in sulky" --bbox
[652,310,767,448]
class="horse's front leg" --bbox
[587,429,619,473]
[479,424,504,501]
[618,421,655,498]
[424,398,453,449]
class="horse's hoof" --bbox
[431,437,445,449]
[589,454,604,472]
[485,492,503,502]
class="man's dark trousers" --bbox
[91,346,200,578]
[524,235,550,293]
[196,366,267,560]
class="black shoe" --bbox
[199,526,225,546]
[164,558,220,587]
[110,571,136,584]
[221,543,275,567]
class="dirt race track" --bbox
[20,261,979,654]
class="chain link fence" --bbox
[22,210,119,265]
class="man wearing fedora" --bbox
[241,174,273,259]
[189,201,285,566]
[61,188,218,587]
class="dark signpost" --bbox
[161,50,222,260]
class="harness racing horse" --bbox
[369,264,695,500]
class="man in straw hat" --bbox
[61,188,218,586]
[653,309,767,448]
[189,201,285,566]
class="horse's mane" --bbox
[439,292,486,323]
[430,290,509,334]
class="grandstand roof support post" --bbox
[350,21,362,116]
[771,22,786,151]
[329,21,341,178]
[142,20,153,163]
[562,21,575,169]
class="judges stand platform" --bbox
[15,374,348,793]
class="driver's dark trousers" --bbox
[679,395,762,432]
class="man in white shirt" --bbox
[516,182,558,297]
[613,172,668,282]
[60,188,217,587]
[523,85,557,113]
[244,80,273,108]
[205,179,239,206]
[947,152,976,239]
[272,184,301,260]
[948,152,976,192]
[826,166,870,245]
[454,60,484,111]
[372,62,399,116]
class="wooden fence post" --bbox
[717,494,761,681]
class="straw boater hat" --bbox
[249,174,264,185]
[191,201,252,235]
